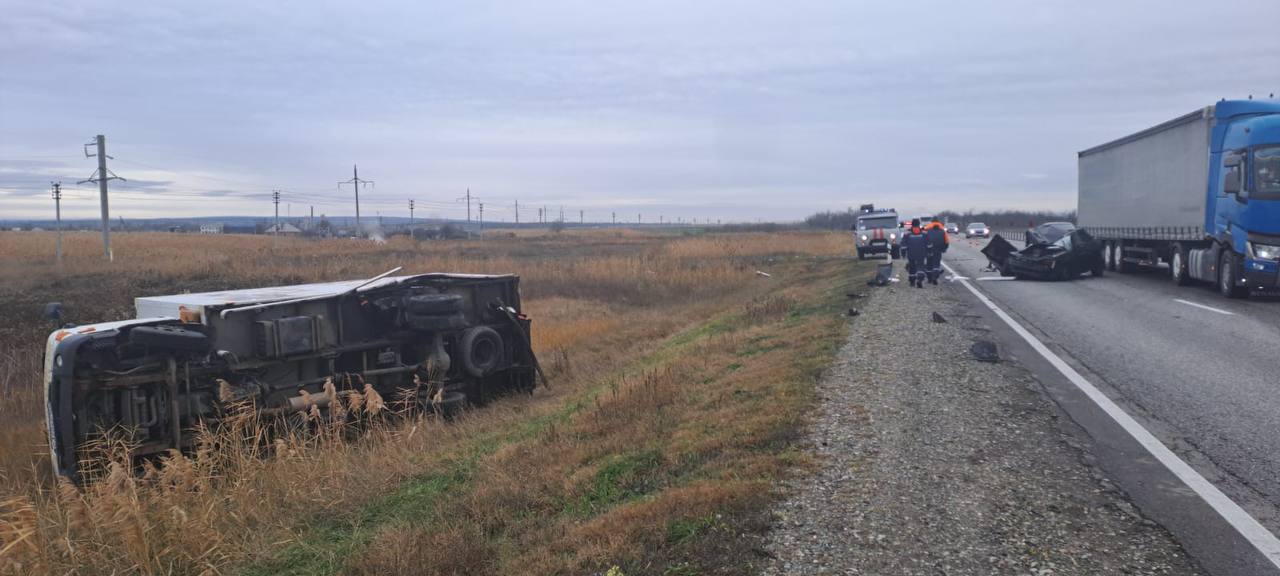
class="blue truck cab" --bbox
[1079,98,1280,298]
[1210,100,1280,290]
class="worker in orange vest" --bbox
[924,217,949,284]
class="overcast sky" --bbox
[2,0,1278,222]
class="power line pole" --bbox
[338,165,374,236]
[51,182,63,263]
[559,205,564,222]
[409,198,415,224]
[272,189,282,235]
[514,199,519,224]
[579,209,584,224]
[310,206,314,232]
[78,135,125,260]
[478,202,485,237]
[457,188,473,222]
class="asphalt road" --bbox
[942,237,1280,574]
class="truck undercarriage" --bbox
[45,271,539,482]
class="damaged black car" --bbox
[982,223,1105,280]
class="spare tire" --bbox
[406,293,463,315]
[129,325,211,353]
[459,326,503,378]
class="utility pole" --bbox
[478,202,485,237]
[542,205,547,224]
[514,199,519,224]
[51,182,63,263]
[559,205,564,222]
[338,165,374,236]
[457,188,473,222]
[612,211,616,225]
[310,206,314,232]
[78,135,125,260]
[579,209,584,224]
[272,189,282,235]
[409,199,415,224]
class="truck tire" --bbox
[1170,244,1190,286]
[856,248,865,260]
[406,293,463,315]
[459,326,503,378]
[1218,251,1249,299]
[1113,241,1135,273]
[1105,242,1118,272]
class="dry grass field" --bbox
[0,228,865,575]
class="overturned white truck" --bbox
[44,269,540,481]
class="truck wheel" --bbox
[1091,261,1104,277]
[856,249,865,260]
[1218,251,1249,299]
[1105,242,1118,272]
[1114,241,1135,273]
[1170,244,1190,286]
[459,326,504,378]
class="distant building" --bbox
[200,223,224,234]
[263,222,303,235]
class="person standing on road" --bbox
[901,218,928,288]
[924,217,949,285]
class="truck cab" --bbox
[1210,100,1280,293]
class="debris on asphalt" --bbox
[846,308,860,317]
[845,292,865,299]
[931,311,947,323]
[970,340,1000,362]
[759,277,1201,575]
[755,270,773,278]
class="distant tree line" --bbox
[803,209,860,230]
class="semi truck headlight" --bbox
[859,234,868,241]
[1252,243,1280,260]
[889,233,897,240]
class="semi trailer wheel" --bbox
[1170,244,1190,286]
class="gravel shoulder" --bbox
[760,267,1205,575]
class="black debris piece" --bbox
[847,308,860,317]
[970,340,999,363]
[931,311,947,324]
[846,292,865,299]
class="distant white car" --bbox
[965,223,990,238]
[945,222,960,234]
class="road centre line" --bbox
[1174,298,1235,316]
[941,260,1280,569]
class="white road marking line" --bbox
[941,260,1280,568]
[1174,298,1235,316]
[976,276,1016,281]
